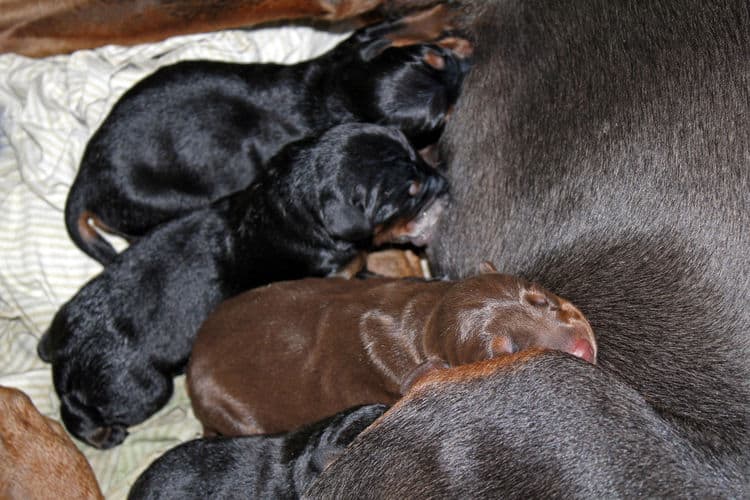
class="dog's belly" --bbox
[427,0,750,488]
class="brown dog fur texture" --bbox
[0,0,447,57]
[187,267,596,436]
[0,386,102,500]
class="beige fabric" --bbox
[0,26,347,498]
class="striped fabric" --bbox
[0,26,347,498]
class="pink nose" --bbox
[570,339,596,364]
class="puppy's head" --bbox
[426,264,598,368]
[340,42,472,148]
[39,304,173,449]
[301,123,449,247]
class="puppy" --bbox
[127,404,387,500]
[38,123,448,449]
[65,14,470,264]
[187,263,596,436]
[0,385,103,500]
[305,353,742,498]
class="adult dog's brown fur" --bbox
[0,386,102,500]
[0,0,445,57]
[187,267,595,436]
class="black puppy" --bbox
[66,16,470,264]
[38,123,448,449]
[128,404,387,500]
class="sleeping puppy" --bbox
[0,386,103,500]
[127,404,387,500]
[37,122,448,450]
[187,264,596,436]
[65,13,471,264]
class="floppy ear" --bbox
[321,199,373,242]
[479,261,499,274]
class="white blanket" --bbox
[0,26,347,498]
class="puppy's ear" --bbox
[358,37,393,61]
[322,199,373,242]
[479,261,499,274]
[38,312,67,362]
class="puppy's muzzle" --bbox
[60,393,128,449]
[375,175,449,246]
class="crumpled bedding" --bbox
[0,25,347,498]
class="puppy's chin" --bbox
[60,393,128,449]
[78,424,128,450]
[374,197,447,247]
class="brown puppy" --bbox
[0,386,102,500]
[187,264,596,436]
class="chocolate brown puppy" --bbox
[187,264,596,436]
[65,11,470,264]
[38,123,448,449]
[0,386,103,500]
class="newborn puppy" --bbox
[187,263,596,436]
[128,404,387,500]
[0,386,103,500]
[65,14,471,264]
[38,123,448,449]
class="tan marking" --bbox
[423,49,445,70]
[409,349,547,393]
[435,36,474,58]
[384,4,456,46]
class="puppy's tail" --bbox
[64,187,117,265]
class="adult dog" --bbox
[309,0,750,496]
[38,123,448,450]
[65,11,469,264]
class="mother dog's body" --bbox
[310,0,750,495]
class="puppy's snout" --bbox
[81,424,128,450]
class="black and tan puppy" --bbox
[128,404,387,500]
[66,12,470,264]
[38,123,448,450]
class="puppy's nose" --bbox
[570,338,596,364]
